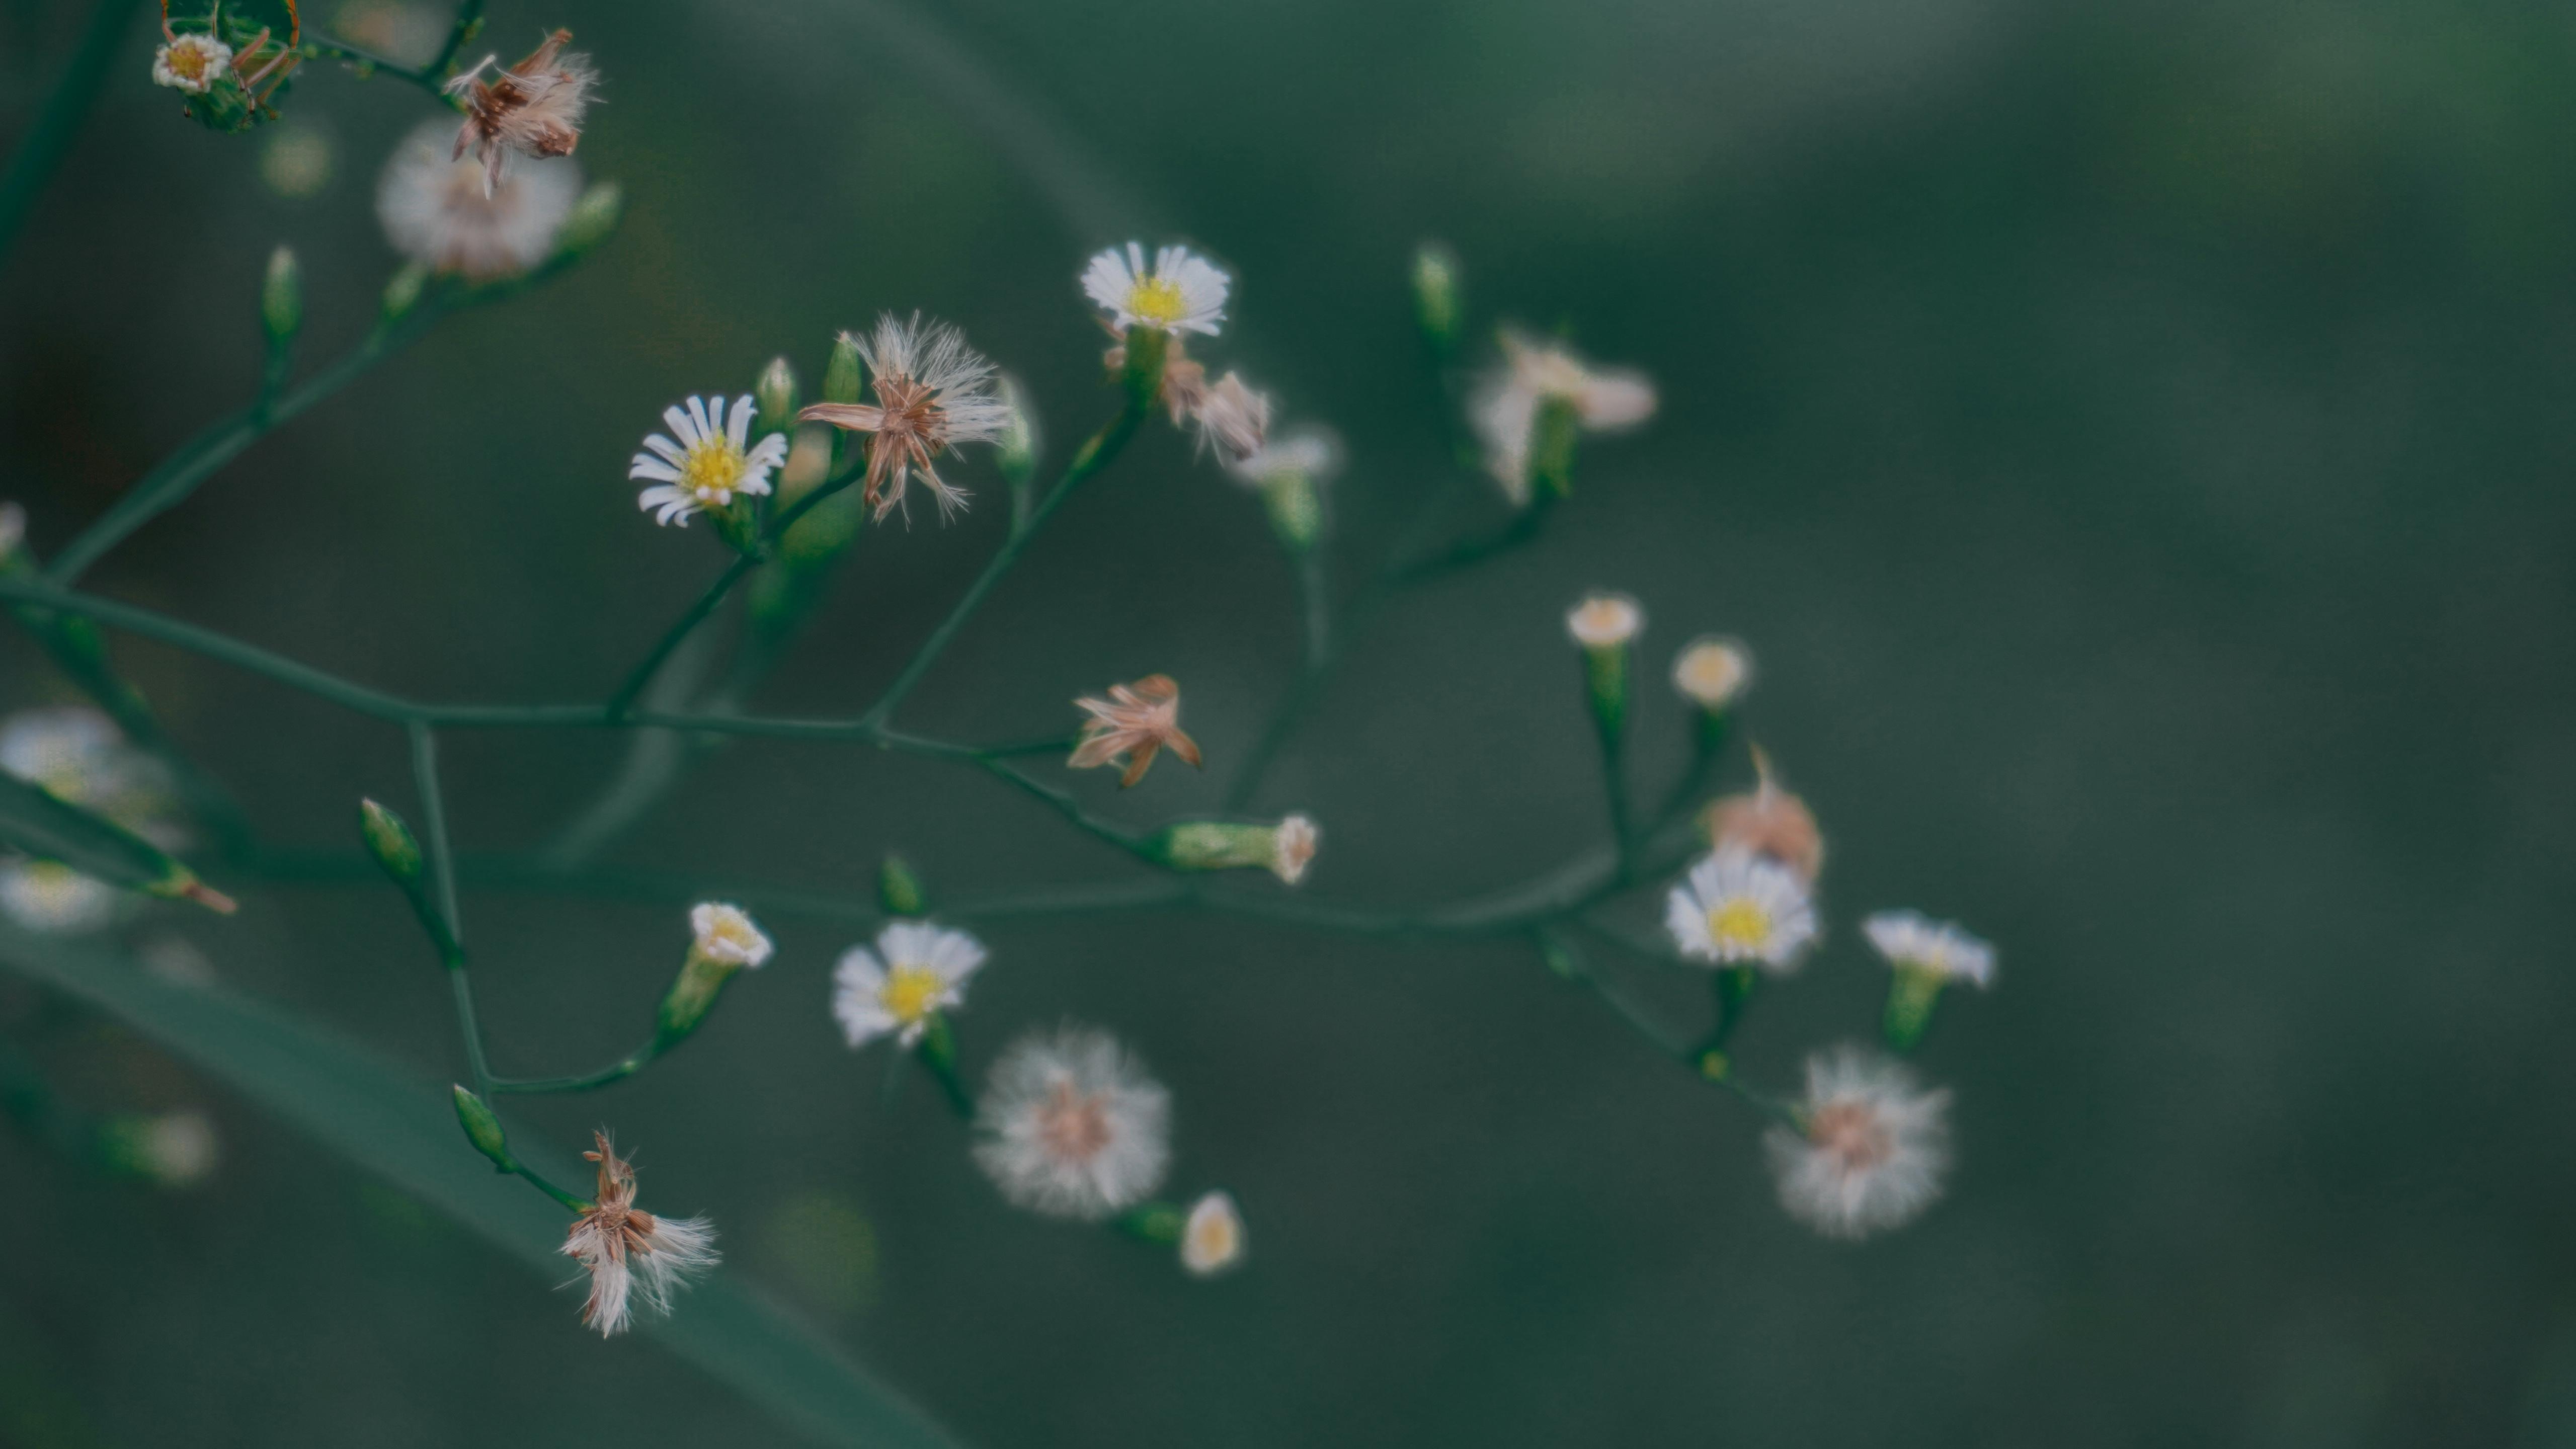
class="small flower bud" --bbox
[357,798,423,884]
[1566,593,1643,737]
[380,262,427,323]
[452,1085,516,1172]
[555,182,624,257]
[1412,242,1461,353]
[754,356,800,440]
[655,903,774,1045]
[822,332,865,406]
[1148,814,1318,885]
[996,372,1040,505]
[878,854,927,917]
[1671,636,1752,713]
[261,246,302,343]
[1180,1190,1246,1277]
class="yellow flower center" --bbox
[878,964,945,1025]
[1187,1208,1238,1266]
[1708,899,1770,952]
[680,436,749,505]
[1125,276,1189,328]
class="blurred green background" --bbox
[4,0,2574,1443]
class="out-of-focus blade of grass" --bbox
[0,924,959,1449]
[0,769,234,913]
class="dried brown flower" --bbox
[1070,674,1203,787]
[446,29,597,196]
[559,1131,717,1337]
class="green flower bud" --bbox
[555,182,624,258]
[1258,473,1322,551]
[995,372,1039,515]
[1528,394,1582,501]
[261,246,302,344]
[822,332,865,406]
[878,854,927,917]
[1882,964,1947,1054]
[1148,814,1318,885]
[452,1085,516,1173]
[755,356,800,440]
[357,798,422,884]
[1412,242,1461,353]
[1564,594,1642,740]
[654,903,773,1046]
[380,263,427,324]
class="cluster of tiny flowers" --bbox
[799,313,1013,522]
[1765,1045,1953,1239]
[631,396,790,527]
[0,709,178,934]
[377,118,582,279]
[560,1132,719,1337]
[973,1024,1171,1221]
[834,920,986,1051]
[1472,329,1658,504]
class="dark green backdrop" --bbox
[3,0,2572,1443]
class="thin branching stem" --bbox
[0,0,146,261]
[408,724,494,1103]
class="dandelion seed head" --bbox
[797,314,1007,522]
[561,1131,719,1336]
[1765,1044,1952,1239]
[377,118,581,279]
[974,1025,1170,1220]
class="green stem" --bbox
[490,1042,659,1095]
[606,553,759,718]
[410,724,493,1103]
[0,0,145,262]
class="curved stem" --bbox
[0,0,145,262]
[606,553,758,718]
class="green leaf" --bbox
[0,924,959,1449]
[0,769,232,913]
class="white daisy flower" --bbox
[1663,847,1817,973]
[152,32,235,94]
[832,920,987,1050]
[1082,242,1231,337]
[1863,910,1996,989]
[0,860,120,935]
[376,118,582,279]
[1765,1044,1953,1240]
[560,1132,720,1337]
[973,1024,1171,1221]
[631,395,790,528]
[797,313,1012,522]
[1672,636,1753,711]
[1473,329,1658,505]
[1566,593,1643,650]
[1180,1190,1246,1277]
[687,901,773,968]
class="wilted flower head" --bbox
[631,395,789,528]
[1189,372,1271,464]
[688,902,773,969]
[1702,749,1824,884]
[1863,910,1996,989]
[560,1132,720,1337]
[798,313,1011,522]
[446,29,597,196]
[152,29,234,95]
[1084,242,1230,337]
[1765,1045,1952,1240]
[1070,675,1203,787]
[377,118,581,279]
[1271,813,1320,886]
[1474,329,1657,504]
[833,920,986,1050]
[1672,636,1753,711]
[1566,593,1643,650]
[1181,1190,1246,1277]
[973,1025,1171,1221]
[1664,847,1817,973]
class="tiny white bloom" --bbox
[974,1025,1171,1221]
[1663,847,1817,972]
[152,32,235,94]
[632,395,790,528]
[1671,636,1753,710]
[1227,426,1340,491]
[1862,910,1996,989]
[1271,813,1319,886]
[376,118,581,279]
[688,901,773,968]
[0,860,119,935]
[1082,242,1230,337]
[1180,1190,1246,1277]
[1566,593,1643,650]
[833,920,987,1050]
[1765,1044,1952,1239]
[1473,329,1658,505]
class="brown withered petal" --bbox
[1070,674,1202,788]
[1702,753,1824,884]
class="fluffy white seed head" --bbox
[973,1025,1171,1221]
[376,118,581,279]
[1862,910,1996,989]
[1663,847,1818,972]
[1765,1044,1953,1239]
